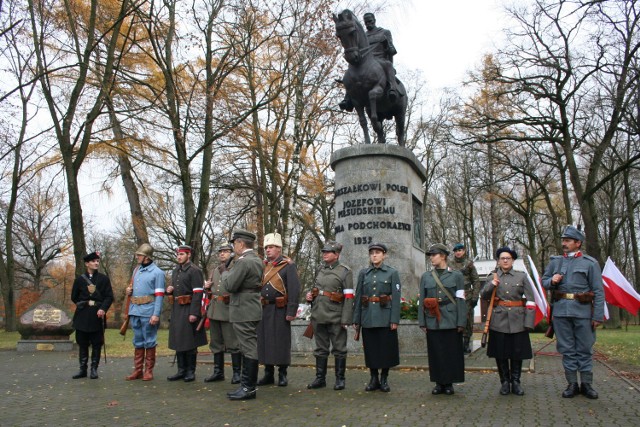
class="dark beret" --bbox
[495,246,518,260]
[83,251,100,262]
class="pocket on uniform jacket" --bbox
[573,268,590,284]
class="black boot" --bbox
[443,383,455,395]
[230,353,241,384]
[277,365,288,387]
[510,359,524,396]
[580,371,598,399]
[257,364,275,386]
[496,359,511,395]
[463,336,471,354]
[379,368,390,392]
[307,357,327,389]
[167,352,186,381]
[333,357,346,390]
[228,357,258,400]
[365,369,380,391]
[432,383,444,395]
[90,344,101,379]
[205,352,225,382]
[562,371,579,398]
[183,350,197,382]
[72,345,89,379]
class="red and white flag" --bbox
[525,256,549,326]
[602,257,640,316]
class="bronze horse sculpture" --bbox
[333,10,406,146]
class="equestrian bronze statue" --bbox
[333,10,406,146]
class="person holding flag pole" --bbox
[542,225,605,399]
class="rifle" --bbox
[545,297,554,338]
[119,268,137,338]
[481,272,499,348]
[303,322,314,339]
[353,325,361,341]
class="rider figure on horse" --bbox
[339,13,401,112]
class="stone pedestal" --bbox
[330,144,427,297]
[17,301,74,352]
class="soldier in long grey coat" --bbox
[419,243,466,396]
[166,245,207,383]
[204,244,241,384]
[480,247,535,396]
[256,233,300,387]
[542,226,605,399]
[306,241,354,391]
[222,230,264,400]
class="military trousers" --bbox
[209,319,239,354]
[130,315,159,349]
[312,320,347,359]
[554,316,596,372]
[231,320,260,360]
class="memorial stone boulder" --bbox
[17,301,75,351]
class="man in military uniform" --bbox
[542,226,605,399]
[306,241,354,390]
[204,244,241,384]
[222,229,263,400]
[166,245,208,382]
[125,243,165,381]
[71,251,114,379]
[257,233,300,387]
[449,243,480,354]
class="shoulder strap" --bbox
[430,270,456,303]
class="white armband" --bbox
[455,290,465,299]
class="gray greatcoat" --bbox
[168,261,208,352]
[257,256,300,365]
[480,268,535,333]
[418,268,467,330]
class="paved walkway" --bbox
[1,342,638,426]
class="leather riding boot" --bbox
[257,364,275,386]
[277,365,288,387]
[183,350,197,382]
[580,371,598,399]
[463,336,471,354]
[379,368,390,392]
[125,348,145,380]
[510,359,524,396]
[205,352,225,382]
[496,359,511,395]
[72,345,89,379]
[143,347,156,381]
[227,357,258,400]
[365,369,380,391]
[89,344,101,379]
[333,357,346,391]
[167,352,186,381]
[231,353,242,384]
[562,371,579,398]
[307,357,328,389]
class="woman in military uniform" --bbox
[419,243,466,395]
[480,247,534,396]
[352,243,401,392]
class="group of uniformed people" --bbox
[70,225,604,401]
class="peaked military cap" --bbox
[322,241,343,253]
[561,225,585,242]
[368,242,387,253]
[230,229,256,243]
[426,243,450,256]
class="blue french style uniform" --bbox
[129,262,165,348]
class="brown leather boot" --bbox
[125,348,145,380]
[142,347,156,381]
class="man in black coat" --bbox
[71,251,114,379]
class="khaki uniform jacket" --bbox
[352,263,401,328]
[418,268,467,330]
[207,264,231,321]
[449,256,480,303]
[222,249,263,323]
[480,269,535,333]
[311,261,354,325]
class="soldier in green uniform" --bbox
[352,243,401,392]
[306,241,354,391]
[449,243,480,353]
[204,244,241,384]
[222,230,264,401]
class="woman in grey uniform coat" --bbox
[481,247,534,396]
